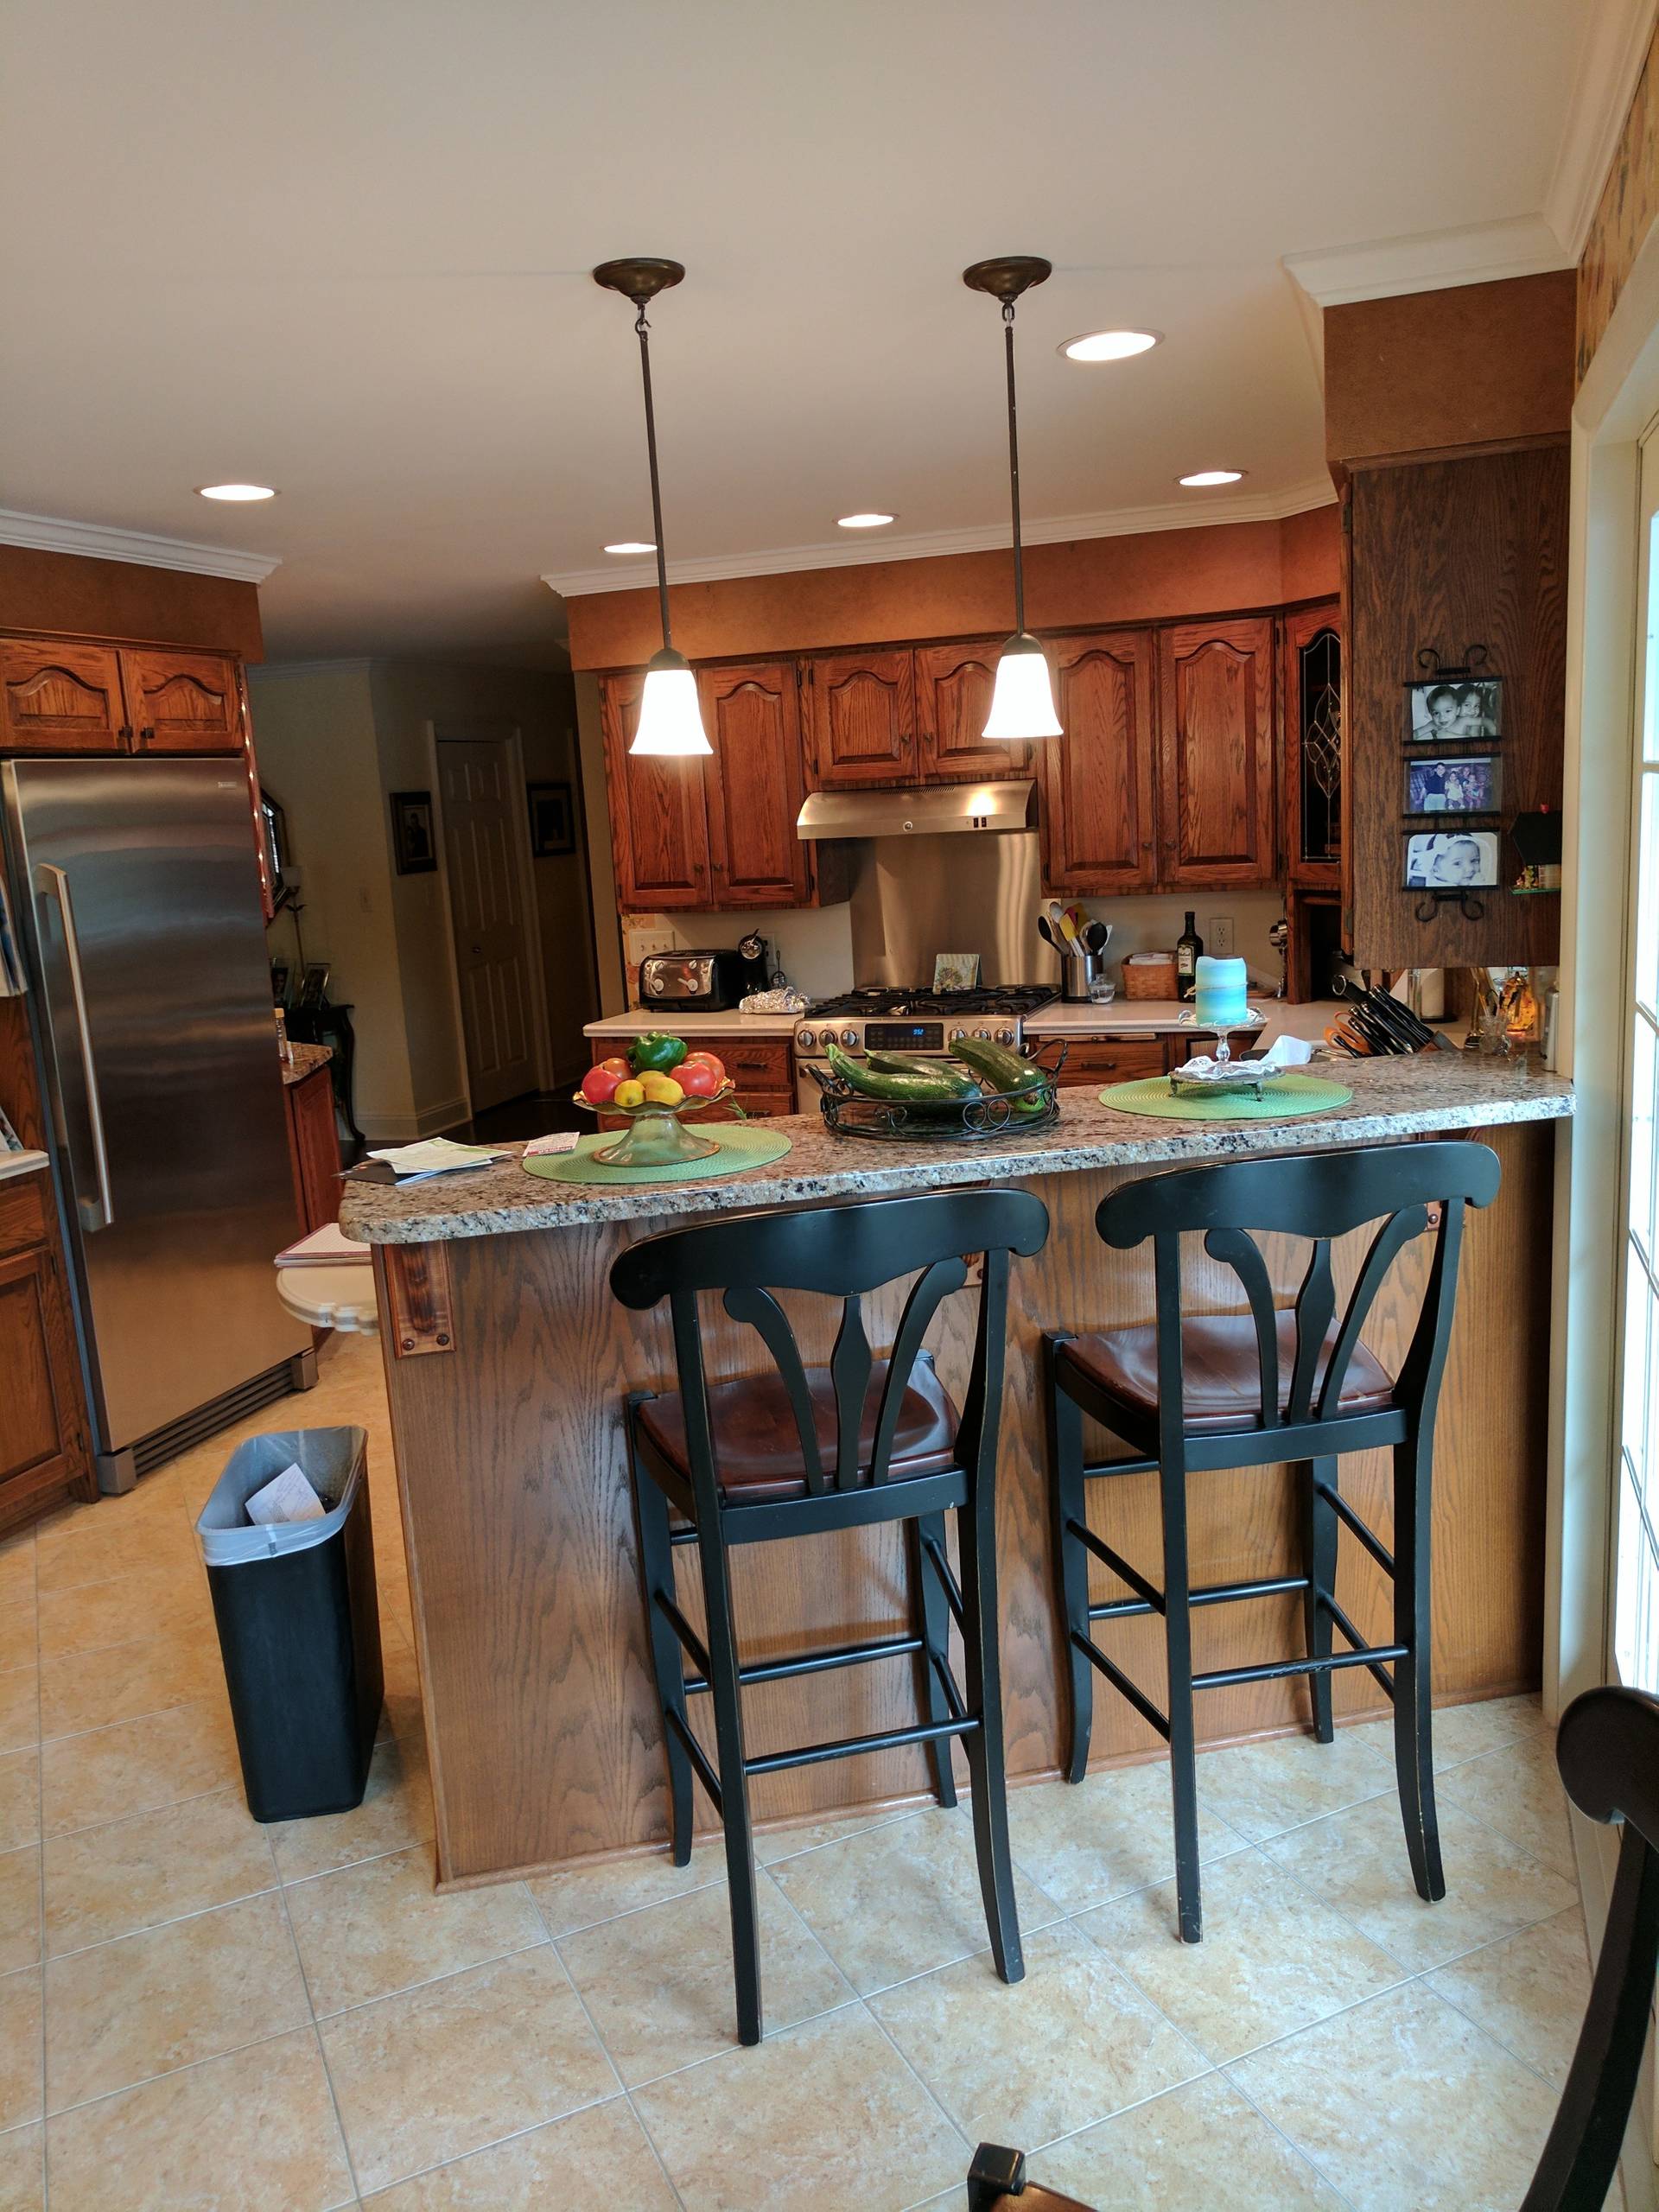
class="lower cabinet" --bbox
[598,1034,794,1126]
[0,1171,94,1534]
[284,1064,342,1233]
[1048,1036,1171,1088]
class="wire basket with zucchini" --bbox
[807,1035,1066,1141]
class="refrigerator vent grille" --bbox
[130,1360,304,1478]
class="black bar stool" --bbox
[1042,1139,1501,1942]
[611,1186,1050,2045]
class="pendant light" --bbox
[963,256,1062,740]
[593,257,710,756]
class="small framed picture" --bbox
[1405,676,1502,743]
[391,790,437,874]
[1402,830,1500,891]
[527,780,576,858]
[1403,754,1502,816]
[932,951,982,992]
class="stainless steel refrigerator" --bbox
[3,757,313,1491]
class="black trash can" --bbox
[196,1427,384,1822]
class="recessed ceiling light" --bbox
[1059,329,1161,362]
[836,512,896,529]
[1178,469,1246,488]
[196,483,276,501]
[603,540,657,555]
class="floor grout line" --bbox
[271,1863,366,2209]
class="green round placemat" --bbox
[1096,1072,1355,1122]
[522,1122,793,1185]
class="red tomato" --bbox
[580,1062,625,1105]
[677,1060,721,1097]
[681,1051,726,1083]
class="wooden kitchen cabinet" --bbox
[284,1062,342,1234]
[698,661,812,907]
[120,648,242,753]
[1156,616,1277,887]
[0,1170,94,1535]
[1037,631,1159,895]
[599,671,713,910]
[914,639,1027,779]
[1048,1035,1170,1087]
[804,649,918,787]
[0,641,129,753]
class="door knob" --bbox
[470,942,482,956]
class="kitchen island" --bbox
[342,1055,1572,1888]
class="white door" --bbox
[437,737,537,1112]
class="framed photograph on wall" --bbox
[1404,676,1502,743]
[391,790,437,874]
[527,780,576,858]
[1402,830,1500,891]
[1403,754,1502,816]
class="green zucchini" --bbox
[825,1040,979,1107]
[948,1034,1046,1096]
[865,1048,981,1098]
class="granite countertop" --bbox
[0,1148,50,1185]
[282,1041,334,1086]
[584,1010,804,1040]
[1026,1000,1343,1042]
[340,1052,1573,1245]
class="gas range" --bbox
[792,984,1057,1065]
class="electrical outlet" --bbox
[1206,915,1235,957]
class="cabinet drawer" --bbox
[1051,1038,1168,1086]
[0,1174,49,1259]
[699,1038,791,1086]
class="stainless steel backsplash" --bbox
[847,830,1062,990]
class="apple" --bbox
[678,1060,721,1097]
[580,1062,626,1106]
[681,1050,726,1083]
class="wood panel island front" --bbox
[340,1057,1573,1890]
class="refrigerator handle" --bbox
[34,862,115,1231]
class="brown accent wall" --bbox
[0,545,264,659]
[1325,273,1575,470]
[1579,14,1659,382]
[564,509,1340,671]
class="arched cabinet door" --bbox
[915,640,1029,780]
[1036,631,1158,894]
[804,649,918,786]
[1155,616,1277,887]
[697,660,812,906]
[0,643,127,753]
[597,671,712,911]
[119,650,242,753]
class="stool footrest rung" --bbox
[664,1706,722,1811]
[1087,1569,1310,1624]
[1192,1643,1408,1693]
[743,1711,977,1779]
[654,1591,711,1681]
[682,1630,925,1698]
[1069,1520,1164,1614]
[920,1529,967,1633]
[1080,1454,1159,1481]
[1321,1593,1398,1700]
[1069,1629,1171,1740]
[1315,1481,1395,1579]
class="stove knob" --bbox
[975,1027,992,1039]
[841,1027,859,1047]
[796,1027,816,1051]
[949,1027,966,1043]
[996,1027,1015,1045]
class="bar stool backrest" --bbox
[1094,1141,1502,1434]
[610,1190,1050,1497]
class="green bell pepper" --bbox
[629,1031,689,1074]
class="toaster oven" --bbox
[637,948,753,1010]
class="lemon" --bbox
[639,1071,684,1105]
[613,1077,645,1109]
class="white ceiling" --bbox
[0,0,1643,664]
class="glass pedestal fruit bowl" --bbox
[574,1084,740,1167]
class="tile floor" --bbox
[0,1334,1617,2210]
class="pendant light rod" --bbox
[594,257,686,649]
[963,256,1051,636]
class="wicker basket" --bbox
[1122,953,1178,1000]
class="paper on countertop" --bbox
[522,1131,581,1157]
[366,1137,509,1183]
[276,1222,372,1267]
[1173,1033,1317,1079]
[245,1462,327,1525]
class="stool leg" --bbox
[627,1419,695,1866]
[957,1472,1024,1985]
[693,1520,765,2044]
[908,1514,958,1809]
[1157,1445,1202,1942]
[1300,1456,1338,1745]
[1045,1340,1094,1784]
[1392,1432,1445,1904]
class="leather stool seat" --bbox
[1058,1312,1395,1433]
[638,1350,959,1503]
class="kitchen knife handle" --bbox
[34,862,114,1230]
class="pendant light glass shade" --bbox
[982,631,1061,740]
[632,646,710,757]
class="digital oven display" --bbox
[863,1021,944,1052]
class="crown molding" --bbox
[0,506,281,582]
[1545,0,1657,262]
[1283,215,1573,310]
[543,479,1338,599]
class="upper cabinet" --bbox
[1281,600,1342,887]
[1155,616,1277,887]
[914,640,1027,780]
[120,649,243,753]
[698,661,811,907]
[1037,631,1158,895]
[0,643,128,753]
[599,672,712,910]
[804,649,917,787]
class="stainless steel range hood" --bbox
[795,780,1034,840]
